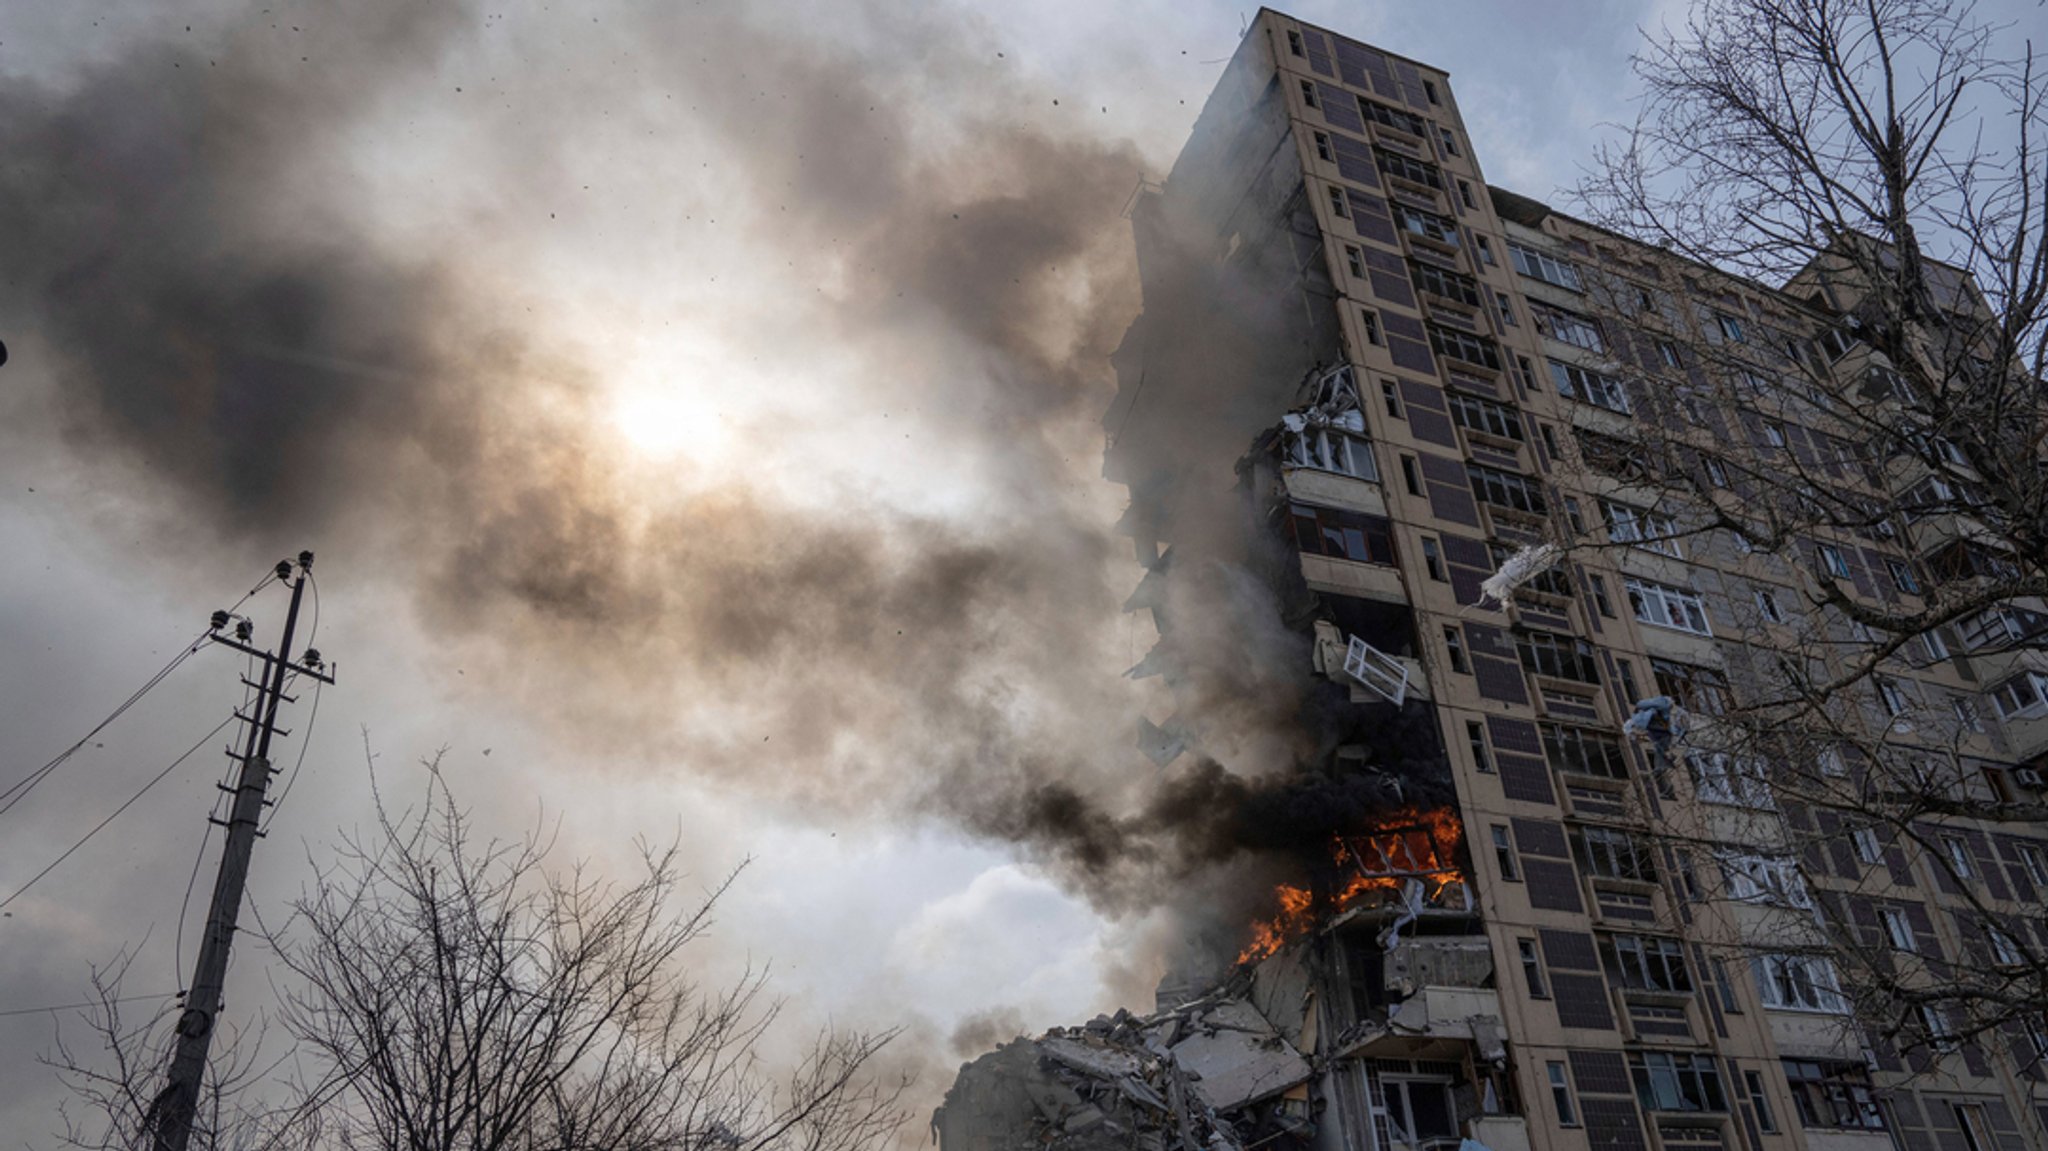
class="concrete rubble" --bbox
[932,978,1315,1151]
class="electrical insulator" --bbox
[235,620,254,642]
[210,610,231,631]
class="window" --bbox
[1943,835,1974,879]
[1438,125,1460,156]
[1881,907,1916,951]
[1782,1061,1883,1129]
[1287,503,1396,564]
[1468,721,1492,773]
[1458,179,1477,210]
[1574,427,1654,481]
[1444,626,1468,674]
[1761,420,1787,448]
[1517,630,1601,684]
[1391,202,1460,245]
[1715,311,1747,342]
[1429,324,1502,370]
[1703,456,1730,488]
[1358,97,1426,137]
[1541,723,1629,778]
[2020,844,2048,886]
[1574,825,1657,882]
[1990,672,2048,718]
[1694,754,1775,809]
[1875,677,1910,718]
[1375,149,1442,190]
[1380,379,1402,418]
[1494,290,1517,326]
[1546,1062,1576,1126]
[1287,29,1305,56]
[1652,659,1730,715]
[1408,259,1481,306]
[1818,745,1847,777]
[1630,1052,1727,1113]
[1467,463,1546,514]
[1887,560,1920,593]
[1744,1071,1778,1134]
[1602,934,1692,992]
[1421,538,1446,581]
[1922,629,1950,662]
[1316,131,1334,163]
[1491,825,1518,880]
[1529,300,1605,352]
[1399,455,1421,496]
[1474,234,1496,265]
[1755,589,1783,622]
[1853,826,1883,865]
[1540,423,1559,455]
[1657,339,1682,368]
[1626,578,1713,635]
[1520,939,1549,999]
[1299,79,1319,109]
[1588,574,1616,618]
[1343,242,1362,277]
[1448,392,1524,441]
[1563,496,1584,533]
[1326,183,1347,217]
[1721,854,1809,907]
[1548,360,1631,413]
[1284,428,1380,481]
[1954,1103,1992,1151]
[1379,1075,1457,1149]
[1507,242,1583,290]
[1602,501,1681,556]
[1359,308,1381,345]
[1754,954,1848,1013]
[1922,1004,1957,1043]
[1817,544,1852,578]
[1422,78,1440,105]
[1988,924,2023,966]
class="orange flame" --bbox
[1236,805,1464,965]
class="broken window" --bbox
[1651,659,1729,715]
[1692,754,1774,808]
[1600,934,1692,993]
[1601,500,1681,556]
[1421,537,1445,581]
[1284,428,1379,481]
[1528,300,1605,352]
[1408,259,1481,307]
[1391,202,1460,246]
[1287,504,1395,565]
[1490,824,1518,880]
[1625,578,1712,635]
[1781,1060,1883,1129]
[1574,825,1657,882]
[1629,1052,1727,1113]
[1358,96,1426,137]
[1448,392,1524,441]
[1540,723,1628,779]
[1443,626,1469,674]
[1753,954,1847,1013]
[1519,940,1549,999]
[1375,149,1442,190]
[1546,1062,1577,1126]
[1428,324,1501,369]
[1508,242,1582,291]
[1719,853,1808,907]
[1516,629,1599,683]
[1548,360,1631,413]
[1467,721,1492,772]
[1466,462,1546,514]
[1378,1074,1458,1148]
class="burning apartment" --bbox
[940,10,2048,1151]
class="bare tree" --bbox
[49,760,907,1151]
[1553,0,2048,1080]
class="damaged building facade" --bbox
[940,10,2048,1151]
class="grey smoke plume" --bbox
[0,0,1409,939]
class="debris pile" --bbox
[933,984,1313,1151]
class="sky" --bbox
[0,0,2035,1141]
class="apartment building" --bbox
[1085,10,2048,1151]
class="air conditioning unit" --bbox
[2016,768,2046,790]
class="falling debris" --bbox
[1476,542,1560,608]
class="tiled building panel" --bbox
[1537,927,1599,970]
[1472,655,1530,706]
[1425,480,1482,528]
[1496,751,1554,803]
[1566,1049,1631,1095]
[1522,859,1583,912]
[1484,714,1543,757]
[1512,817,1570,860]
[1328,131,1380,189]
[1315,83,1365,133]
[1300,28,1334,78]
[1382,311,1438,377]
[1344,189,1398,246]
[1550,973,1615,1031]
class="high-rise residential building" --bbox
[939,10,2048,1151]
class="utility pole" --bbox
[147,551,334,1151]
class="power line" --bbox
[0,714,235,913]
[0,992,178,1019]
[0,565,280,820]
